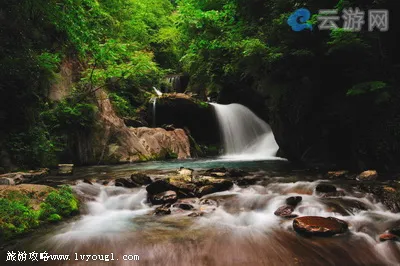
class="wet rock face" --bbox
[177,167,194,177]
[83,178,93,185]
[173,202,194,210]
[274,205,297,218]
[130,173,152,186]
[235,177,260,187]
[146,180,172,195]
[150,191,177,205]
[188,211,205,217]
[0,169,49,185]
[154,204,172,215]
[115,178,139,188]
[293,216,349,237]
[326,171,350,179]
[169,181,197,198]
[389,227,400,237]
[286,196,302,207]
[204,167,249,178]
[357,170,378,181]
[195,178,233,197]
[315,184,337,194]
[356,184,400,213]
[379,233,399,242]
[58,164,74,176]
[196,185,217,197]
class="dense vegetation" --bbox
[0,0,399,171]
[0,186,79,240]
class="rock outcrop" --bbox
[149,93,220,146]
[75,90,191,164]
[0,168,49,185]
[293,216,349,237]
[356,170,378,181]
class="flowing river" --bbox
[1,159,400,265]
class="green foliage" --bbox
[0,186,78,240]
[41,99,97,133]
[0,198,39,240]
[7,126,64,168]
[40,186,79,219]
[347,81,387,96]
[109,93,135,117]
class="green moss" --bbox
[47,214,62,223]
[196,101,209,108]
[40,186,79,220]
[0,185,79,241]
[0,198,39,240]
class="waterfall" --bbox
[210,103,280,160]
[151,97,157,127]
[151,87,162,127]
[153,87,163,96]
[167,75,181,92]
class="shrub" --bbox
[0,198,39,240]
[39,186,79,220]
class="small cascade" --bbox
[166,75,181,92]
[151,87,162,127]
[151,97,157,127]
[153,87,163,96]
[210,103,280,160]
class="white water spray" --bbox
[151,97,157,127]
[151,87,162,127]
[210,103,280,160]
[153,87,163,96]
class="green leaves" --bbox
[347,81,387,96]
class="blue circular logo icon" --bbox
[288,8,313,32]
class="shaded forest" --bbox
[1,0,399,171]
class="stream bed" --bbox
[1,159,400,265]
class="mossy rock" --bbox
[0,185,79,241]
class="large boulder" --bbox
[326,171,350,179]
[130,127,191,160]
[0,169,50,184]
[204,167,249,178]
[274,205,297,218]
[130,173,152,186]
[315,184,337,193]
[58,164,74,176]
[168,181,197,198]
[389,226,400,237]
[115,178,139,188]
[177,167,194,177]
[71,90,191,165]
[357,170,378,181]
[293,216,349,237]
[286,196,302,207]
[379,233,399,242]
[149,191,177,205]
[195,177,233,197]
[154,204,172,216]
[0,184,55,210]
[146,180,172,195]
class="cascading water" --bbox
[151,87,162,127]
[210,103,280,160]
[166,75,181,92]
[151,97,157,127]
[10,176,400,266]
